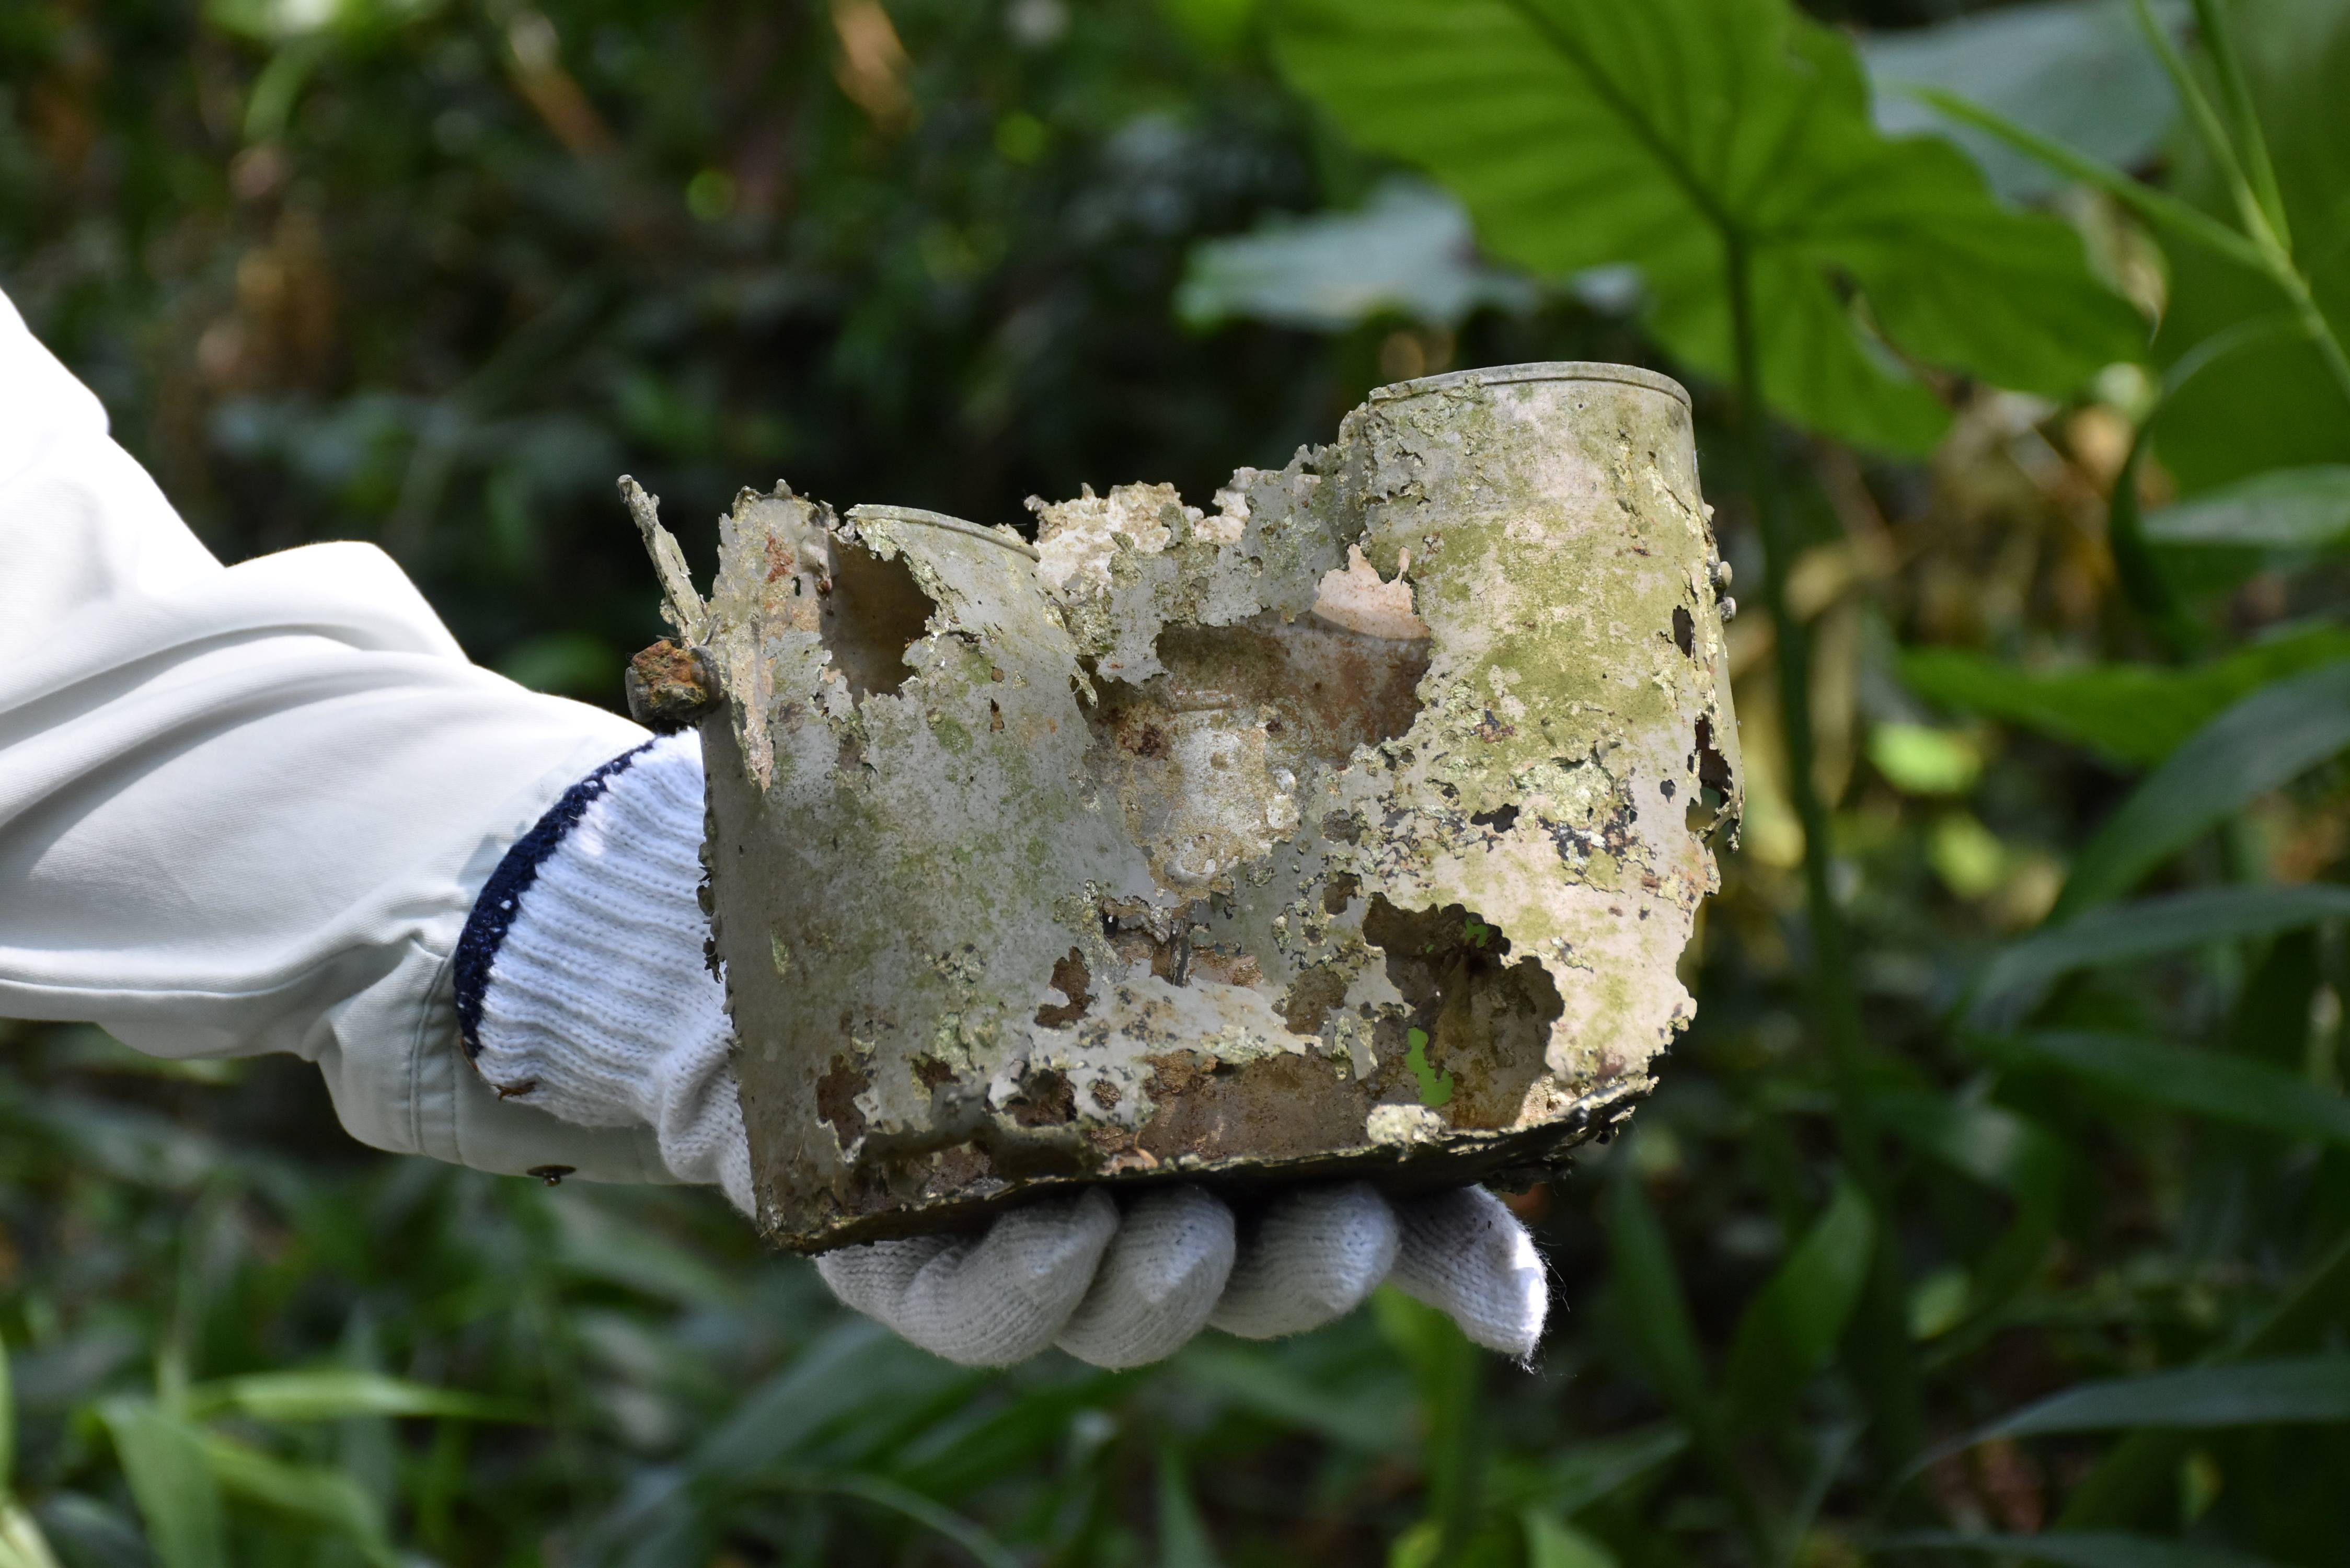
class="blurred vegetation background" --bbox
[6,0,2350,1564]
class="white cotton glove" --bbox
[458,730,1550,1366]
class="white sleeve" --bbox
[0,285,675,1185]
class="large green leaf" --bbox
[96,1404,225,1568]
[1969,883,2350,1025]
[1879,1530,2287,1568]
[2055,661,2350,916]
[1863,0,2180,202]
[1273,0,2145,454]
[1984,1030,2350,1146]
[1721,1179,1874,1432]
[2150,0,2350,492]
[1899,627,2350,767]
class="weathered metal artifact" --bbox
[625,362,1743,1252]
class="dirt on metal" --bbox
[626,362,1743,1252]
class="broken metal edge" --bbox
[1371,360,1692,410]
[771,1075,1654,1254]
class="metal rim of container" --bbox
[1372,360,1692,410]
[847,502,1043,560]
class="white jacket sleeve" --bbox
[0,286,676,1184]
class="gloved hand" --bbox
[455,732,1549,1367]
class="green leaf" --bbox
[1272,0,2145,455]
[0,1339,14,1490]
[199,1434,395,1568]
[1984,1030,2350,1147]
[1876,1530,2289,1568]
[1721,1179,1874,1432]
[1971,884,2350,1025]
[1372,1289,1481,1557]
[1176,178,1538,330]
[1911,84,2270,275]
[1521,1510,1620,1568]
[1899,626,2350,767]
[1951,1356,2350,1447]
[2149,0,2350,491]
[0,1503,64,1568]
[1170,1343,1409,1455]
[1869,1090,2068,1201]
[1490,1424,1688,1516]
[2144,465,2350,549]
[1862,0,2180,203]
[1603,1167,1710,1421]
[96,1403,225,1568]
[545,1187,741,1307]
[182,1370,524,1425]
[763,1472,1025,1568]
[2054,660,2350,916]
[1155,1447,1222,1568]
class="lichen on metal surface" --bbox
[631,363,1744,1252]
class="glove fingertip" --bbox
[1390,1186,1550,1359]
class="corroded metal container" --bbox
[630,363,1742,1251]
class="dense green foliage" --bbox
[6,0,2350,1564]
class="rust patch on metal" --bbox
[1004,1068,1078,1128]
[1034,949,1093,1028]
[624,640,720,732]
[815,1055,869,1146]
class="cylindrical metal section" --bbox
[683,365,1741,1252]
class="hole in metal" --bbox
[820,539,936,699]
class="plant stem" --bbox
[1723,238,1925,1473]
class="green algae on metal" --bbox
[628,363,1743,1252]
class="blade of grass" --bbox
[1372,1288,1481,1564]
[1155,1445,1222,1568]
[2052,662,2350,916]
[96,1402,225,1568]
[1721,1180,1874,1435]
[1909,88,2267,273]
[1605,1162,1775,1564]
[1877,1529,2286,1567]
[1982,1031,2350,1147]
[2183,0,2289,245]
[200,1433,396,1568]
[2060,1229,2350,1527]
[2126,0,2267,246]
[1920,1355,2350,1471]
[766,1472,1023,1568]
[184,1370,527,1425]
[1968,883,2350,1027]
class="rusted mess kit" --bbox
[625,362,1743,1253]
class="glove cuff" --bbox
[453,731,752,1212]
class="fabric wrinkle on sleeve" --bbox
[0,284,667,1185]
